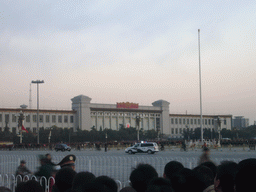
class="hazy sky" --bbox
[1,0,255,124]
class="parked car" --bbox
[125,142,159,154]
[54,143,71,152]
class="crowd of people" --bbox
[1,147,256,192]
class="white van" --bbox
[125,142,159,154]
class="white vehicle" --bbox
[125,142,159,154]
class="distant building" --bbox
[169,114,232,139]
[0,95,232,138]
[232,116,249,129]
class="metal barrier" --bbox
[0,155,243,191]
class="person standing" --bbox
[198,147,213,165]
[15,160,32,177]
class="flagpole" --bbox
[198,29,203,143]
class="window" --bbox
[39,115,43,123]
[26,115,30,123]
[171,128,174,134]
[52,115,56,123]
[198,119,200,124]
[0,114,2,122]
[175,119,178,124]
[208,119,211,125]
[183,119,185,124]
[194,119,197,124]
[212,119,214,125]
[179,119,181,124]
[64,115,68,123]
[33,115,37,122]
[224,119,226,125]
[70,116,74,123]
[191,119,193,124]
[5,114,9,123]
[46,115,50,123]
[179,128,182,134]
[205,119,207,125]
[175,128,178,134]
[58,115,62,123]
[187,119,189,124]
[12,114,16,122]
[171,119,174,124]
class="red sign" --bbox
[117,102,139,109]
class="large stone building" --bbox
[0,95,232,138]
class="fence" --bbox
[0,155,243,191]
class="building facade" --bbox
[169,114,232,138]
[0,95,232,138]
[0,107,75,134]
[232,116,249,129]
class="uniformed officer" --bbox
[57,154,76,170]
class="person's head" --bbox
[235,158,256,192]
[45,153,51,160]
[0,187,11,192]
[146,177,174,192]
[16,180,43,192]
[193,165,214,190]
[57,154,76,170]
[171,168,205,192]
[163,161,184,180]
[214,161,238,192]
[55,167,77,192]
[200,161,217,178]
[130,163,158,192]
[20,160,26,166]
[94,176,118,192]
[72,171,96,192]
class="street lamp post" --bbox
[31,80,44,144]
[18,111,25,144]
[105,129,108,152]
[198,29,203,144]
[136,115,141,142]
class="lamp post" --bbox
[136,115,141,142]
[198,29,203,144]
[31,80,44,144]
[215,116,222,147]
[18,111,25,144]
[105,129,108,152]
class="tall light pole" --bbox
[136,115,141,141]
[198,29,203,143]
[31,80,44,144]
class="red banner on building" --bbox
[117,102,139,109]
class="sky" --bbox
[0,0,255,125]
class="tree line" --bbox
[0,125,256,144]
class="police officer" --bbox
[57,154,76,170]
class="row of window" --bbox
[0,114,74,124]
[171,128,216,134]
[0,127,74,133]
[170,118,227,125]
[91,112,161,117]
